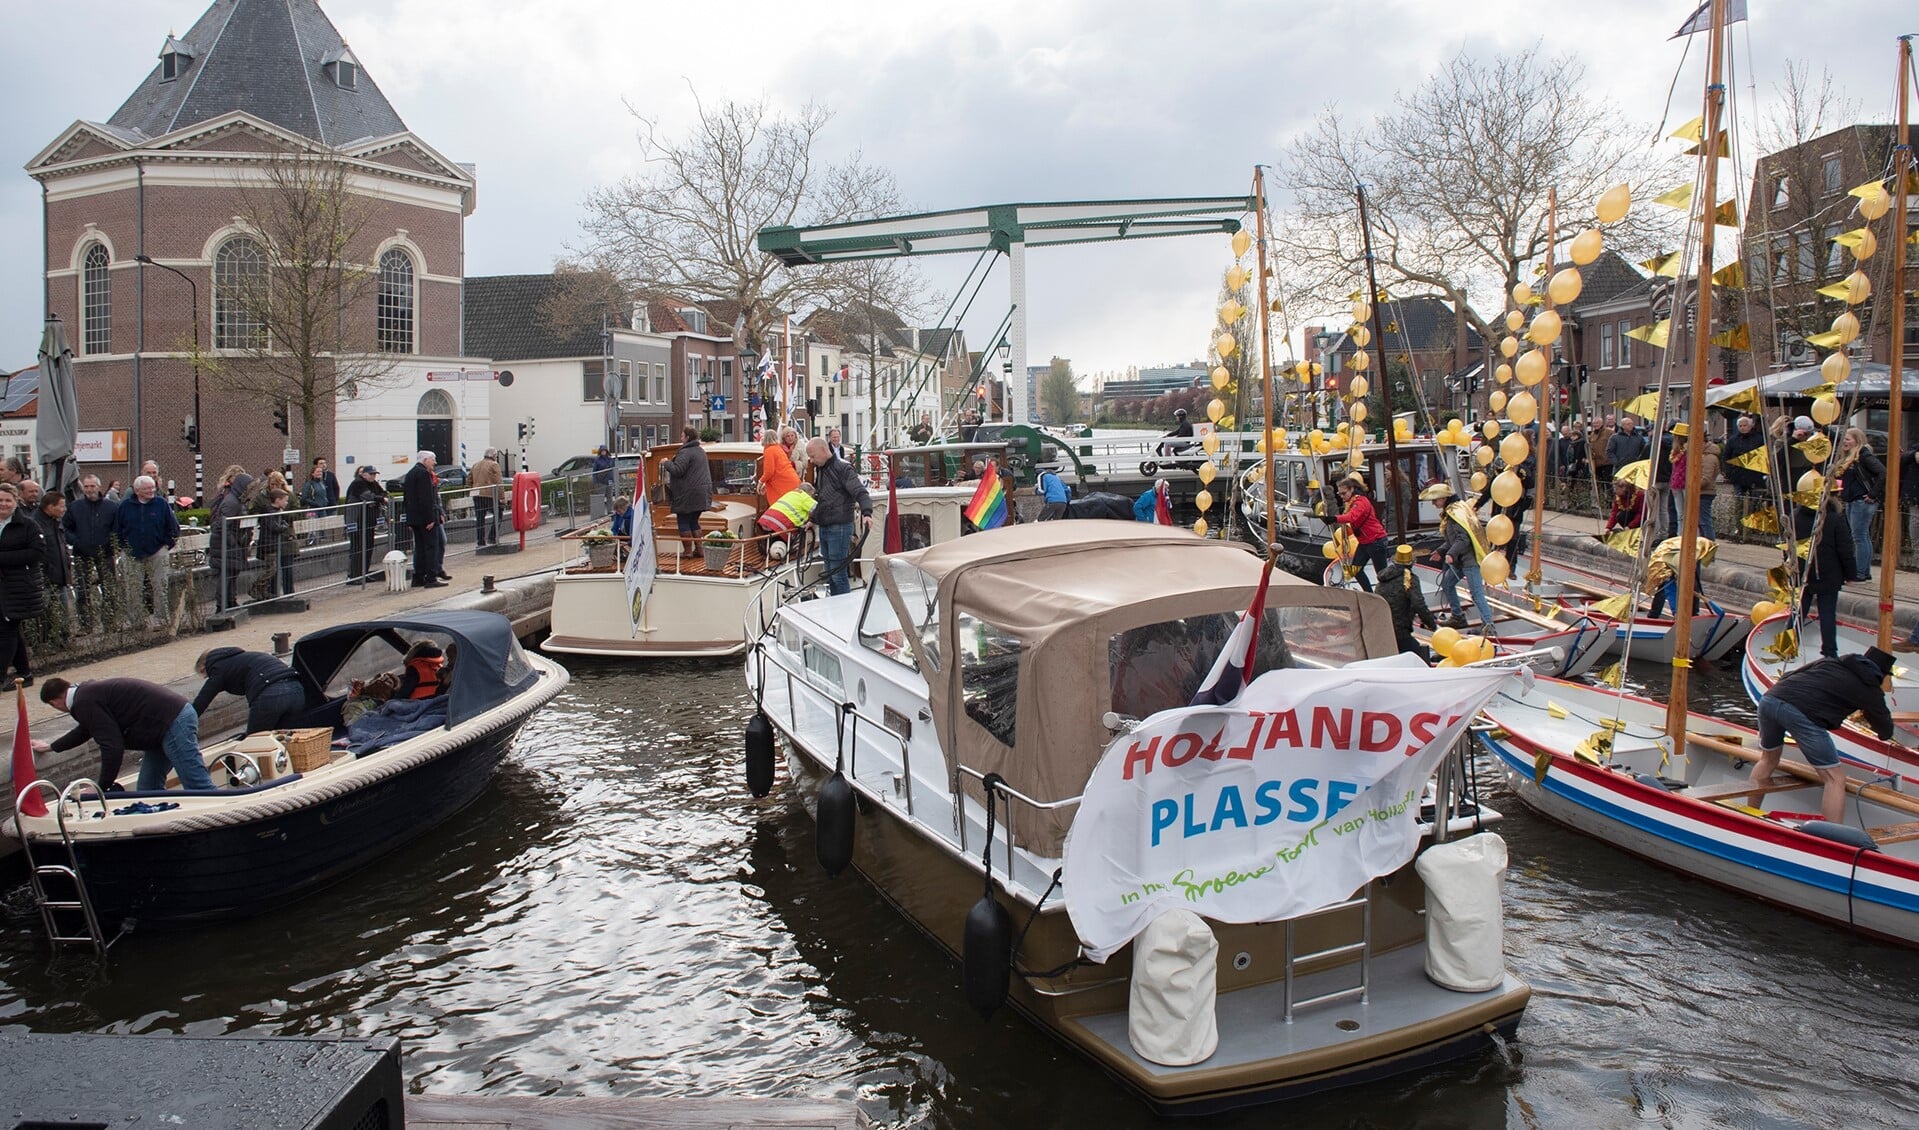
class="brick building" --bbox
[27,0,487,495]
[1319,295,1485,419]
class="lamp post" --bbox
[997,339,1011,423]
[696,371,714,436]
[134,254,203,503]
[739,345,760,440]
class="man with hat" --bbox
[1426,482,1497,633]
[1749,647,1898,825]
[1376,543,1437,658]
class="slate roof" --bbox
[918,327,959,361]
[1568,251,1652,312]
[464,275,613,361]
[107,0,410,146]
[1332,294,1483,355]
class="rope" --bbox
[1010,866,1090,980]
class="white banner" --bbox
[1062,656,1522,962]
[624,459,657,635]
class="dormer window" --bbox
[631,304,650,333]
[678,307,707,334]
[322,46,361,90]
[158,34,194,83]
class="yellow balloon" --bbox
[1500,432,1531,466]
[1831,312,1860,345]
[1822,352,1851,383]
[1491,471,1523,508]
[1216,332,1239,358]
[1435,430,1457,447]
[1487,514,1515,545]
[1516,348,1549,386]
[1226,266,1249,291]
[1352,301,1372,324]
[1858,184,1890,221]
[1495,363,1513,385]
[1210,366,1230,390]
[1500,336,1519,359]
[1547,268,1583,307]
[1843,270,1871,305]
[1198,461,1217,484]
[1195,489,1214,512]
[1810,395,1840,426]
[1504,309,1525,332]
[1430,626,1462,657]
[1797,470,1824,497]
[1569,228,1603,266]
[1193,517,1208,537]
[1750,599,1789,626]
[1352,350,1371,372]
[1350,375,1371,398]
[1351,325,1372,347]
[1323,540,1340,559]
[1511,282,1535,307]
[1271,428,1288,449]
[1446,418,1464,434]
[1351,401,1369,423]
[1508,390,1538,426]
[1450,636,1485,666]
[1853,228,1878,260]
[1207,397,1226,423]
[1201,431,1221,455]
[1309,428,1326,447]
[1527,308,1564,346]
[1475,444,1496,467]
[1595,183,1631,224]
[1231,229,1253,258]
[1470,470,1489,492]
[1435,657,1459,668]
[1489,390,1508,414]
[1394,419,1413,439]
[1481,550,1512,587]
[1482,419,1501,439]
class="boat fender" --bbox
[815,769,856,876]
[962,891,1013,1019]
[1796,820,1879,852]
[745,712,776,798]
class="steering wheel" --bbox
[214,752,262,789]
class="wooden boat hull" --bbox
[1741,611,1919,786]
[1481,679,1919,947]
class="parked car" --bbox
[384,465,468,492]
[550,454,640,479]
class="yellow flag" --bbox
[1596,662,1623,689]
[1624,320,1671,348]
[1709,324,1750,350]
[1619,392,1664,418]
[1714,385,1761,413]
[1711,262,1746,289]
[1767,565,1794,605]
[1670,116,1703,141]
[1815,282,1854,302]
[1614,458,1652,488]
[1601,530,1642,558]
[1652,184,1695,210]
[1831,228,1871,250]
[1763,627,1800,662]
[1804,330,1845,349]
[1712,199,1740,226]
[1592,593,1636,619]
[1730,445,1769,473]
[1847,180,1887,201]
[1641,251,1684,277]
[1742,508,1780,533]
[1547,701,1570,720]
[1687,132,1730,159]
[1800,382,1837,397]
[1794,434,1832,463]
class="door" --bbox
[416,418,453,466]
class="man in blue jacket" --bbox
[64,474,118,626]
[111,475,178,623]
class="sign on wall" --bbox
[75,430,129,463]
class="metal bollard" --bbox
[481,575,496,594]
[272,631,292,656]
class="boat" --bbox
[8,611,568,934]
[1236,441,1456,575]
[1484,553,1745,664]
[1480,675,1919,947]
[744,521,1531,1113]
[1741,610,1919,785]
[1405,564,1612,677]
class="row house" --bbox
[1319,295,1484,421]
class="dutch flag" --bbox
[1189,559,1273,707]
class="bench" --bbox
[1683,776,1808,803]
[1867,820,1919,845]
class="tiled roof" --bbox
[464,274,609,361]
[107,0,410,146]
[918,327,959,360]
[1568,251,1651,311]
[1333,295,1482,354]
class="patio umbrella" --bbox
[36,316,81,499]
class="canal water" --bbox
[4,656,1917,1128]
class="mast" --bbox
[1356,184,1404,536]
[1879,35,1913,651]
[1529,188,1557,596]
[1665,0,1727,739]
[1254,167,1280,555]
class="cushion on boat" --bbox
[1127,909,1218,1067]
[1795,820,1879,852]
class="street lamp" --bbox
[696,371,714,436]
[738,345,759,440]
[134,253,203,503]
[997,339,1011,423]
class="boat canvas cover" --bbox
[291,610,537,728]
[888,521,1399,856]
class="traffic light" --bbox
[517,422,527,441]
[272,404,289,435]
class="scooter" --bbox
[1138,437,1205,476]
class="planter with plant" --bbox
[581,529,621,569]
[702,529,737,571]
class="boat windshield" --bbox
[857,583,918,671]
[1107,606,1368,719]
[882,558,941,672]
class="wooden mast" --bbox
[1356,184,1404,536]
[1253,167,1280,555]
[1665,0,1727,739]
[1877,35,1912,651]
[1529,188,1557,596]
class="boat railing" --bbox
[754,641,919,817]
[954,764,1082,881]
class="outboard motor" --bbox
[744,712,776,798]
[962,890,1013,1019]
[815,769,856,876]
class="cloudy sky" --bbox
[1,0,1909,379]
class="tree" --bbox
[581,95,921,363]
[1039,356,1079,424]
[209,148,403,456]
[1273,44,1677,349]
[816,257,938,446]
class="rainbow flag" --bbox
[965,471,1008,529]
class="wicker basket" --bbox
[587,540,618,569]
[280,727,335,773]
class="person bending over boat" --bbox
[1751,647,1896,824]
[31,676,213,792]
[1604,479,1644,533]
[1332,473,1389,592]
[806,438,872,597]
[757,483,816,557]
[1377,544,1436,659]
[1133,479,1171,524]
[1036,467,1071,521]
[192,647,306,732]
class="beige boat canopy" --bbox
[878,521,1399,855]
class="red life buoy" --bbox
[512,471,542,532]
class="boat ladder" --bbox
[13,778,114,956]
[1282,888,1371,1022]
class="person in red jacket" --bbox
[1333,473,1389,592]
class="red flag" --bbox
[13,681,43,817]
[1153,481,1173,526]
[883,466,903,554]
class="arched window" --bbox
[377,248,415,354]
[213,236,266,349]
[416,389,454,416]
[82,243,111,355]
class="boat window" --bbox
[959,614,1021,747]
[711,456,760,496]
[857,583,918,670]
[1109,607,1368,718]
[897,514,933,551]
[501,634,536,687]
[884,559,941,672]
[801,639,843,693]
